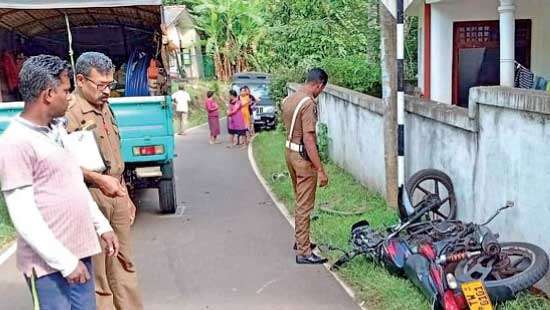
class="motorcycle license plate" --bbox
[461,280,493,310]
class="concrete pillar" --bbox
[499,0,516,87]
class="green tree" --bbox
[166,0,265,81]
[255,0,383,96]
[164,0,418,96]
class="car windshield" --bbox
[232,84,269,100]
[249,85,268,99]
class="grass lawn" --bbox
[252,129,550,310]
[0,194,15,249]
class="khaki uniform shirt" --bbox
[65,92,142,310]
[65,91,124,178]
[282,90,317,145]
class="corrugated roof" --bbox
[0,1,161,9]
[0,6,161,37]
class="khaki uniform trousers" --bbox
[285,149,318,256]
[175,111,188,134]
[90,188,143,310]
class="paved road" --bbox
[0,124,359,310]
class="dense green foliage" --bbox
[165,0,265,81]
[317,123,330,164]
[164,0,418,97]
[254,0,382,96]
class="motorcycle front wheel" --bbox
[454,242,549,303]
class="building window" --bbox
[182,48,192,66]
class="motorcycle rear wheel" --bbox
[454,242,549,303]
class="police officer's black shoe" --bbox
[296,253,328,265]
[293,242,317,251]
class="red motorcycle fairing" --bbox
[418,243,437,261]
[442,291,461,310]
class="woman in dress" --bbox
[239,86,253,143]
[227,89,248,148]
[205,90,221,144]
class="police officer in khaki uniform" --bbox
[282,68,329,264]
[65,52,143,310]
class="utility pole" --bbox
[395,0,407,212]
[380,2,398,208]
[381,0,412,213]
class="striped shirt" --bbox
[0,117,102,277]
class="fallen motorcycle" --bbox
[331,169,549,310]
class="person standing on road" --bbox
[244,86,257,136]
[65,52,144,310]
[205,90,221,144]
[227,89,247,148]
[239,86,252,144]
[282,68,329,264]
[172,84,191,135]
[226,89,238,146]
[0,55,118,309]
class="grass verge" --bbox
[253,129,427,309]
[252,129,550,310]
[0,193,15,250]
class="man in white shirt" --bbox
[0,55,118,310]
[172,84,191,135]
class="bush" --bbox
[270,68,306,104]
[268,55,381,106]
[320,55,381,97]
[317,123,330,163]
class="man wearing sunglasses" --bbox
[65,52,143,310]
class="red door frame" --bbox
[423,3,431,99]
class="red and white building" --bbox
[407,0,550,106]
